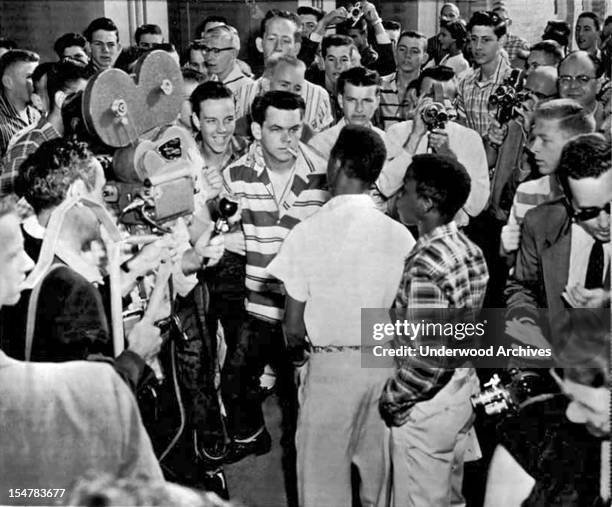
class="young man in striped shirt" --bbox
[220,91,330,463]
[501,99,595,256]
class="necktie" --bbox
[584,240,604,289]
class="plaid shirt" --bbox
[503,33,530,63]
[379,221,489,426]
[456,55,512,137]
[0,91,40,158]
[2,120,60,186]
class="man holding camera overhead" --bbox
[384,66,490,228]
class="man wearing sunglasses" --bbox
[201,25,253,96]
[506,133,611,355]
[557,50,609,132]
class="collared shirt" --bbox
[222,141,330,321]
[456,55,513,137]
[211,62,254,97]
[377,72,418,130]
[438,53,470,78]
[380,222,488,421]
[506,174,564,227]
[0,91,40,158]
[268,194,415,346]
[568,223,612,288]
[309,118,412,201]
[503,33,530,64]
[386,120,490,226]
[2,119,61,184]
[234,77,333,134]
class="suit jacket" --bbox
[505,198,572,329]
[0,351,163,505]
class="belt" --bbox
[311,345,362,354]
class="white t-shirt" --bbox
[268,194,415,346]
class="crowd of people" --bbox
[0,1,610,506]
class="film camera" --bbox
[65,50,199,229]
[488,69,525,124]
[347,3,364,26]
[421,102,449,130]
[471,368,554,416]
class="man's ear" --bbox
[251,121,262,141]
[337,93,343,107]
[256,37,263,54]
[191,112,201,131]
[2,73,13,91]
[294,40,302,55]
[422,51,429,64]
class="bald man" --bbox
[558,50,609,132]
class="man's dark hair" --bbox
[559,50,604,78]
[543,20,571,47]
[415,65,455,93]
[135,24,162,44]
[337,66,381,95]
[190,81,234,117]
[251,90,305,125]
[195,15,228,38]
[382,20,402,32]
[54,33,87,59]
[554,309,609,388]
[16,138,97,214]
[530,40,564,63]
[405,154,471,220]
[321,34,354,58]
[0,38,17,52]
[181,67,207,84]
[397,30,428,50]
[441,20,468,47]
[577,11,601,31]
[0,50,39,83]
[46,60,92,110]
[260,10,302,43]
[467,11,507,39]
[32,62,56,85]
[83,17,119,42]
[330,125,387,185]
[297,6,325,21]
[557,133,611,193]
[533,98,595,137]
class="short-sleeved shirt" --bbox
[222,141,330,322]
[268,194,415,346]
[456,55,513,137]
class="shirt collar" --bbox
[222,63,246,84]
[246,141,317,181]
[323,193,375,211]
[416,221,459,247]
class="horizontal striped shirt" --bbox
[507,175,564,227]
[211,62,254,97]
[377,72,418,130]
[234,77,333,134]
[222,141,330,321]
[456,55,512,137]
[0,91,40,158]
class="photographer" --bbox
[386,65,490,228]
[484,310,610,506]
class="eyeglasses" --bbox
[190,41,234,55]
[558,75,597,86]
[571,201,611,222]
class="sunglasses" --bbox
[571,201,611,222]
